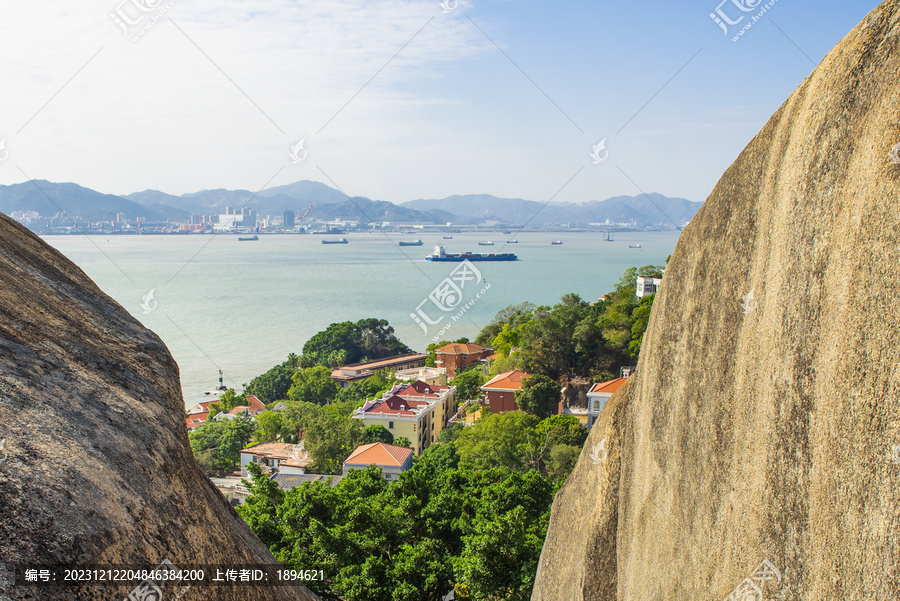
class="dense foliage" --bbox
[449,369,488,401]
[515,375,562,418]
[474,264,663,381]
[238,413,566,601]
[301,318,412,368]
[189,417,256,470]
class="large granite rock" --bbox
[533,2,900,599]
[0,213,317,600]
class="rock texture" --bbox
[0,213,317,600]
[533,2,900,600]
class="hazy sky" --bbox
[0,0,882,205]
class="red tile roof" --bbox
[343,442,413,467]
[187,400,215,415]
[185,412,209,430]
[397,380,449,398]
[436,343,489,355]
[240,442,309,467]
[481,370,530,392]
[245,395,266,412]
[364,395,429,416]
[589,377,628,395]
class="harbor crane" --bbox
[296,202,317,221]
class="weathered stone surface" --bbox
[533,2,900,599]
[0,213,317,600]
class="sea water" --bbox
[43,231,680,407]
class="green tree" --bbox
[301,318,412,367]
[363,424,394,445]
[394,436,412,449]
[475,303,535,346]
[628,295,655,358]
[491,323,520,357]
[287,365,339,405]
[254,410,284,442]
[189,417,256,470]
[450,369,488,401]
[515,375,561,419]
[244,362,296,404]
[455,411,541,472]
[303,412,365,474]
[534,414,588,448]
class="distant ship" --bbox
[426,243,517,262]
[629,244,642,248]
[398,239,423,247]
[322,238,348,244]
[443,236,453,239]
[506,240,518,243]
[551,241,563,245]
[238,235,259,241]
[478,241,495,246]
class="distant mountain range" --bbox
[0,179,701,228]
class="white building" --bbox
[586,377,629,428]
[636,275,663,298]
[239,442,309,478]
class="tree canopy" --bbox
[301,318,412,368]
[515,375,562,419]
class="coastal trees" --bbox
[243,362,296,404]
[364,424,394,445]
[189,417,256,471]
[287,365,339,405]
[515,375,561,419]
[301,318,412,367]
[254,410,284,442]
[450,369,488,401]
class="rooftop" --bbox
[270,473,343,490]
[343,442,413,467]
[482,370,531,392]
[589,377,629,395]
[240,442,310,467]
[435,342,489,355]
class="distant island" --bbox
[0,179,700,235]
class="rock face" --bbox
[0,214,317,600]
[533,2,900,600]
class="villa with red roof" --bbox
[217,395,267,420]
[586,377,629,428]
[434,342,493,378]
[481,370,531,414]
[342,442,414,481]
[352,380,456,454]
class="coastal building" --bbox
[217,395,266,420]
[342,442,414,481]
[351,380,456,454]
[330,353,428,388]
[434,343,494,378]
[185,411,210,432]
[394,366,448,386]
[586,377,629,428]
[636,275,663,298]
[480,370,530,414]
[239,442,310,478]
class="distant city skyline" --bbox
[0,1,881,206]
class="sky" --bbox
[0,0,883,206]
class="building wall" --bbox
[357,414,429,455]
[484,389,519,414]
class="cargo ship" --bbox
[425,243,517,262]
[398,239,423,246]
[322,238,348,244]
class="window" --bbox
[388,421,394,429]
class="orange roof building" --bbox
[239,442,310,478]
[434,343,493,378]
[342,442,414,481]
[587,377,629,428]
[480,370,531,414]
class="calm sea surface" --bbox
[43,231,680,407]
